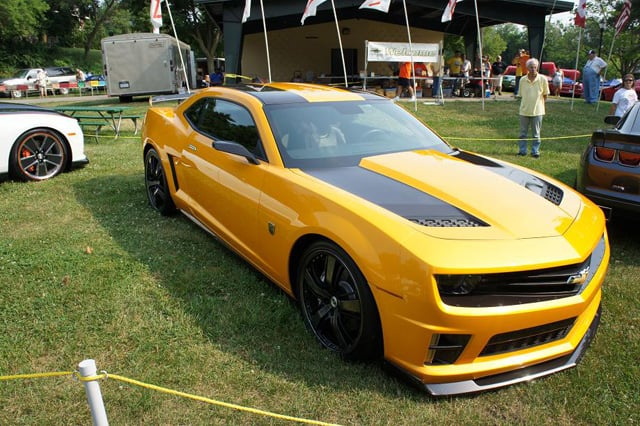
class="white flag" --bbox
[150,0,162,33]
[359,0,391,13]
[301,0,328,25]
[574,0,586,27]
[441,0,462,23]
[242,0,251,23]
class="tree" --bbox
[0,0,49,41]
[494,24,526,65]
[165,0,223,73]
[481,27,507,61]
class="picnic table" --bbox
[54,105,144,139]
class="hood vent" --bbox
[408,217,485,227]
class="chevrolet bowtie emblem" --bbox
[567,267,589,285]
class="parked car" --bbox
[82,74,107,92]
[142,83,608,396]
[0,68,41,98]
[502,64,583,96]
[601,78,640,102]
[502,73,516,91]
[44,66,77,95]
[559,76,584,97]
[0,102,89,181]
[0,67,78,98]
[576,102,640,219]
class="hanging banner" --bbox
[366,41,439,62]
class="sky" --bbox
[548,0,577,25]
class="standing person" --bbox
[446,51,463,76]
[432,56,444,98]
[552,70,563,97]
[516,58,549,158]
[582,49,607,104]
[481,55,492,95]
[36,69,48,98]
[512,49,529,96]
[609,74,638,117]
[491,55,507,96]
[393,62,415,101]
[461,54,472,80]
[446,51,463,95]
[75,68,86,83]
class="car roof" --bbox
[230,82,384,105]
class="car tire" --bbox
[144,147,176,215]
[10,128,68,181]
[296,240,383,361]
[11,90,23,98]
[59,87,70,95]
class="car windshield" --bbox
[11,69,30,79]
[264,100,453,168]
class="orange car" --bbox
[142,83,608,395]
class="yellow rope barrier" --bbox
[0,370,342,426]
[0,371,73,381]
[443,134,592,141]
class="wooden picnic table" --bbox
[54,105,141,138]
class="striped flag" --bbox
[301,0,328,25]
[614,0,632,36]
[441,0,462,23]
[242,0,251,23]
[150,0,162,33]
[574,0,586,28]
[359,0,391,13]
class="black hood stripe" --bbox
[304,166,468,220]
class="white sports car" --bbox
[0,102,88,181]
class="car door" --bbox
[179,97,269,262]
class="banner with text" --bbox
[366,41,439,63]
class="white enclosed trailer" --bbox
[101,33,195,102]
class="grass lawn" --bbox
[0,95,638,425]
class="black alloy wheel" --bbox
[296,240,382,361]
[144,148,176,215]
[11,129,68,181]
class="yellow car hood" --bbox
[300,149,588,241]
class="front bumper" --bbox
[420,304,600,396]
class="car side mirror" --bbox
[604,115,620,125]
[213,140,260,165]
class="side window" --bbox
[184,98,264,161]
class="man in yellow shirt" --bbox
[517,57,549,158]
[447,51,463,76]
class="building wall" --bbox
[242,19,443,82]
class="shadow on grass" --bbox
[71,173,424,399]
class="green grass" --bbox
[1,97,638,425]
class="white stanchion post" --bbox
[78,359,109,426]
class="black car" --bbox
[576,102,640,219]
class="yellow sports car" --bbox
[142,83,608,395]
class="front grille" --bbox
[437,235,606,307]
[409,217,485,227]
[480,318,575,356]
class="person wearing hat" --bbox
[582,49,607,104]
